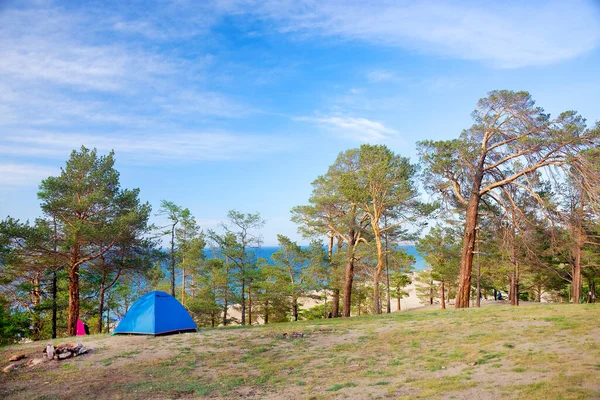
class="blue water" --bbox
[208,245,426,271]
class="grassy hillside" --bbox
[1,304,599,399]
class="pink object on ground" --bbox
[76,319,86,336]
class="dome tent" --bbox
[113,291,197,335]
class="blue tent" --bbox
[113,291,197,335]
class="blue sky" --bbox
[1,0,600,245]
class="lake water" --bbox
[213,245,427,271]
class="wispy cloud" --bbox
[0,163,59,186]
[0,7,175,93]
[234,0,600,68]
[296,115,398,142]
[367,70,402,83]
[0,2,256,134]
[0,131,291,163]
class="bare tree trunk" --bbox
[397,296,401,311]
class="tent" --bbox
[76,319,86,336]
[113,291,197,335]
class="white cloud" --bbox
[0,7,175,93]
[0,131,291,163]
[0,163,59,186]
[233,0,600,68]
[367,70,402,83]
[296,115,398,142]
[0,3,254,129]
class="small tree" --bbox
[208,210,265,326]
[416,224,461,309]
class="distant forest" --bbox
[1,90,599,344]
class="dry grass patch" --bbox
[1,304,599,399]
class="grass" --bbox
[99,349,141,366]
[325,382,357,391]
[1,304,599,399]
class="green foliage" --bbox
[0,296,31,345]
[416,224,461,284]
[207,210,265,325]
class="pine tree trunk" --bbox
[31,275,42,338]
[223,261,229,326]
[385,220,391,314]
[241,277,246,325]
[372,221,384,314]
[440,281,446,310]
[571,195,585,304]
[52,217,58,339]
[342,229,356,318]
[328,234,340,318]
[264,300,269,325]
[52,270,57,338]
[455,169,484,308]
[170,225,176,297]
[181,267,186,306]
[428,280,433,305]
[67,245,80,336]
[373,275,381,314]
[332,289,340,318]
[97,279,106,333]
[247,283,252,325]
[511,262,520,306]
[587,281,596,303]
[293,297,298,321]
[223,297,228,326]
[572,259,582,303]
